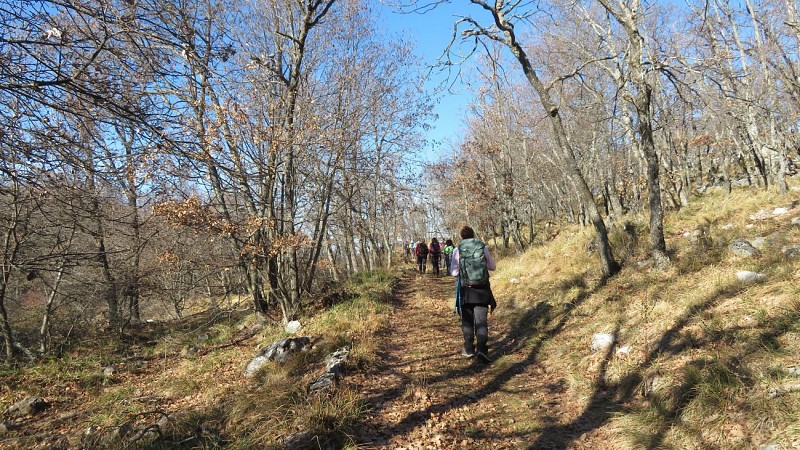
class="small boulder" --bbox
[243,337,311,377]
[749,209,772,221]
[7,396,48,417]
[769,382,800,398]
[784,245,800,259]
[590,333,615,351]
[736,270,767,283]
[308,372,338,394]
[0,421,15,435]
[308,346,351,394]
[102,366,115,377]
[750,237,767,250]
[729,239,759,257]
[285,320,302,334]
[324,346,350,375]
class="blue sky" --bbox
[377,2,476,162]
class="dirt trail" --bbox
[349,270,612,449]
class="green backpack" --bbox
[458,238,489,287]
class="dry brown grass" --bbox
[489,183,800,449]
[0,271,395,449]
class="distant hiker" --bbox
[451,226,496,363]
[443,239,455,274]
[429,237,442,276]
[415,239,429,274]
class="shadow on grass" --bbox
[525,278,796,449]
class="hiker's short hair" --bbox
[460,226,475,239]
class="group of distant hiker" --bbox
[403,226,497,363]
[403,238,454,276]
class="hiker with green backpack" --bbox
[451,226,497,363]
[443,239,455,274]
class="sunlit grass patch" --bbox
[493,185,800,448]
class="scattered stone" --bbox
[285,320,302,334]
[182,346,199,357]
[750,237,767,250]
[736,270,767,283]
[786,366,800,377]
[784,245,800,259]
[509,278,520,284]
[750,209,772,221]
[0,421,14,434]
[759,444,780,450]
[308,346,351,395]
[768,382,800,398]
[773,207,789,215]
[683,228,706,244]
[590,333,615,351]
[308,372,338,394]
[791,217,800,226]
[57,411,79,422]
[719,223,734,230]
[102,366,115,377]
[729,239,759,257]
[7,396,48,417]
[324,346,350,375]
[243,336,311,377]
[616,345,630,355]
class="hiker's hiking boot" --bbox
[461,348,475,358]
[476,351,492,363]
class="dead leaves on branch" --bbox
[154,196,313,259]
[153,197,228,233]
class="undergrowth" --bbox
[0,270,396,449]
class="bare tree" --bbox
[442,0,620,278]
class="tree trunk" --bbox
[485,6,620,278]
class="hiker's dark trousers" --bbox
[417,256,427,273]
[430,255,440,275]
[461,304,489,354]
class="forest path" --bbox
[349,268,607,449]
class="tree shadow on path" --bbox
[364,271,601,446]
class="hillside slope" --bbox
[2,186,800,449]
